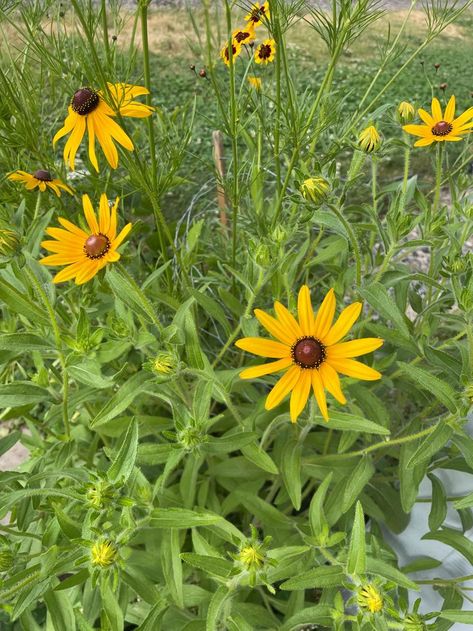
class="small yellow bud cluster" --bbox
[357,584,383,613]
[300,177,330,204]
[90,540,118,568]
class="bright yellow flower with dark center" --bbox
[358,126,381,153]
[403,96,473,147]
[40,193,132,285]
[236,286,383,422]
[7,169,73,196]
[255,39,276,65]
[357,584,383,613]
[232,24,255,45]
[53,83,154,171]
[220,40,242,66]
[245,1,270,27]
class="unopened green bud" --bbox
[0,227,21,260]
[398,101,415,124]
[300,177,330,204]
[0,550,14,571]
[91,540,118,568]
[271,225,287,244]
[358,125,381,153]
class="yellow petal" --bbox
[58,217,88,239]
[40,253,83,265]
[41,240,83,254]
[46,181,61,196]
[444,95,455,123]
[94,117,119,168]
[327,358,381,381]
[53,108,78,145]
[297,285,314,336]
[313,288,336,339]
[52,260,85,283]
[106,251,120,263]
[82,194,99,233]
[75,260,100,285]
[402,124,430,137]
[311,369,328,420]
[112,222,132,249]
[108,197,119,240]
[45,227,82,245]
[63,114,86,170]
[418,108,434,126]
[235,337,291,358]
[239,357,293,379]
[414,137,434,147]
[327,338,383,359]
[99,193,111,234]
[254,308,295,345]
[87,115,99,172]
[431,97,442,122]
[96,111,134,150]
[274,300,303,339]
[453,107,473,128]
[265,365,301,410]
[319,362,346,405]
[290,370,311,422]
[323,302,362,346]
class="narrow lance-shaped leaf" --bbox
[347,501,366,575]
[397,362,457,413]
[309,472,333,538]
[342,456,375,513]
[428,473,447,531]
[107,418,139,484]
[281,437,302,510]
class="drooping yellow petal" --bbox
[94,117,119,168]
[46,181,61,196]
[96,111,134,150]
[82,194,99,233]
[327,358,381,381]
[87,115,99,172]
[327,338,383,359]
[274,300,303,339]
[106,251,120,262]
[53,108,78,145]
[297,285,314,336]
[323,302,362,346]
[239,357,293,379]
[265,365,301,410]
[311,369,328,420]
[319,362,346,405]
[99,193,111,234]
[63,114,86,170]
[75,260,100,285]
[25,179,39,190]
[444,95,455,123]
[431,98,442,122]
[235,337,291,358]
[254,309,296,345]
[313,288,336,339]
[290,370,311,422]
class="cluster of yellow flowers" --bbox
[220,1,276,87]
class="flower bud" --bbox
[90,540,118,568]
[398,101,415,124]
[151,352,176,375]
[0,550,14,572]
[300,176,330,204]
[403,614,427,631]
[199,68,207,78]
[439,82,447,91]
[357,584,383,613]
[0,227,21,260]
[358,126,381,153]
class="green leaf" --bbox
[0,277,48,325]
[397,362,457,413]
[162,529,183,608]
[366,557,418,590]
[452,434,473,470]
[150,508,222,528]
[0,382,50,408]
[90,373,153,427]
[44,590,76,631]
[202,432,257,455]
[423,528,473,565]
[280,606,334,631]
[309,472,333,538]
[359,282,410,338]
[107,418,138,484]
[453,492,473,510]
[135,601,167,631]
[342,457,375,512]
[107,268,160,325]
[188,288,231,336]
[428,474,447,531]
[0,430,21,457]
[316,411,390,435]
[54,570,89,592]
[206,585,230,631]
[180,553,233,578]
[439,611,473,623]
[0,333,53,352]
[280,437,302,510]
[347,501,366,575]
[241,442,279,474]
[280,565,345,590]
[100,579,123,631]
[406,423,453,468]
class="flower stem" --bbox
[101,0,111,65]
[33,192,41,222]
[24,264,70,439]
[329,203,362,287]
[139,1,158,188]
[398,138,411,215]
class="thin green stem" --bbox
[140,1,158,188]
[101,0,110,65]
[329,203,362,287]
[24,264,70,439]
[32,192,41,223]
[398,139,411,215]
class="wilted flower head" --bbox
[357,584,383,613]
[300,177,330,204]
[358,126,381,153]
[91,540,117,568]
[398,101,415,124]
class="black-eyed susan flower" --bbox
[245,1,270,27]
[403,95,473,147]
[53,83,153,171]
[220,40,242,66]
[300,177,330,204]
[357,584,383,613]
[40,193,131,285]
[235,286,383,422]
[398,101,415,124]
[90,540,117,568]
[255,39,276,65]
[248,75,262,90]
[7,169,73,196]
[358,126,381,153]
[232,24,255,45]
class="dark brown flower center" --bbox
[84,233,110,259]
[225,44,238,61]
[235,30,251,43]
[258,44,272,60]
[292,336,326,369]
[250,5,266,22]
[431,120,453,136]
[71,88,100,115]
[33,169,52,181]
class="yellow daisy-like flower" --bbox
[53,83,154,171]
[232,24,255,45]
[357,584,383,613]
[245,1,270,27]
[220,40,242,66]
[358,126,381,153]
[235,286,383,422]
[403,95,473,147]
[7,169,73,197]
[248,76,262,90]
[255,39,276,65]
[40,193,132,285]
